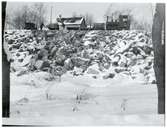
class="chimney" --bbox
[106,16,109,22]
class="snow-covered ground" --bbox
[3,71,163,126]
[3,30,165,126]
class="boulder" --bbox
[41,61,50,71]
[17,97,29,105]
[8,39,15,44]
[103,62,111,69]
[34,60,44,70]
[112,61,119,67]
[64,58,74,70]
[17,70,28,76]
[18,58,24,62]
[37,48,48,60]
[16,53,20,57]
[51,66,66,77]
[103,73,115,79]
[151,80,156,84]
[72,57,90,68]
[9,46,12,51]
[12,43,21,49]
[34,60,50,70]
[55,54,66,66]
[50,46,57,57]
[87,68,99,74]
[115,68,125,73]
[18,48,24,52]
[92,76,97,79]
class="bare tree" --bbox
[85,13,94,28]
[104,4,112,21]
[130,16,152,31]
[13,11,25,29]
[72,12,77,17]
[152,3,165,114]
[12,3,46,29]
[33,3,46,27]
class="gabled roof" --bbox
[60,17,84,25]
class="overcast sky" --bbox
[6,2,155,24]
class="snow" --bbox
[2,30,164,126]
[3,115,164,126]
[5,71,164,126]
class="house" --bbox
[106,15,130,30]
[24,22,37,30]
[57,16,87,30]
[93,23,105,30]
[47,23,59,30]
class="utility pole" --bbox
[2,1,10,118]
[50,6,53,24]
[152,3,165,114]
[150,3,154,19]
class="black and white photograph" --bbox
[2,1,165,126]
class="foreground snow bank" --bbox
[3,114,164,126]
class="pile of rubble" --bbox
[5,30,155,83]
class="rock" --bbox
[103,73,115,79]
[87,68,99,74]
[17,97,29,104]
[84,41,92,46]
[112,61,119,67]
[5,30,155,82]
[144,65,152,70]
[34,60,44,70]
[91,36,97,41]
[140,38,145,42]
[51,66,66,77]
[64,58,74,70]
[41,61,50,70]
[44,75,55,81]
[103,62,111,69]
[19,55,33,67]
[18,58,24,62]
[72,67,83,76]
[35,60,50,70]
[72,57,90,68]
[37,48,48,60]
[10,58,14,63]
[16,53,20,57]
[9,46,13,51]
[17,70,27,76]
[8,39,15,44]
[143,46,152,55]
[151,80,156,84]
[131,47,141,56]
[50,46,57,57]
[92,76,97,79]
[12,43,21,49]
[55,54,66,66]
[115,68,126,73]
[18,48,24,52]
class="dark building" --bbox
[24,22,37,30]
[106,15,130,30]
[47,23,59,30]
[93,23,105,30]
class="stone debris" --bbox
[5,30,155,83]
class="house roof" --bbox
[59,17,84,25]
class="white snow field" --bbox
[3,30,165,126]
[3,71,164,126]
